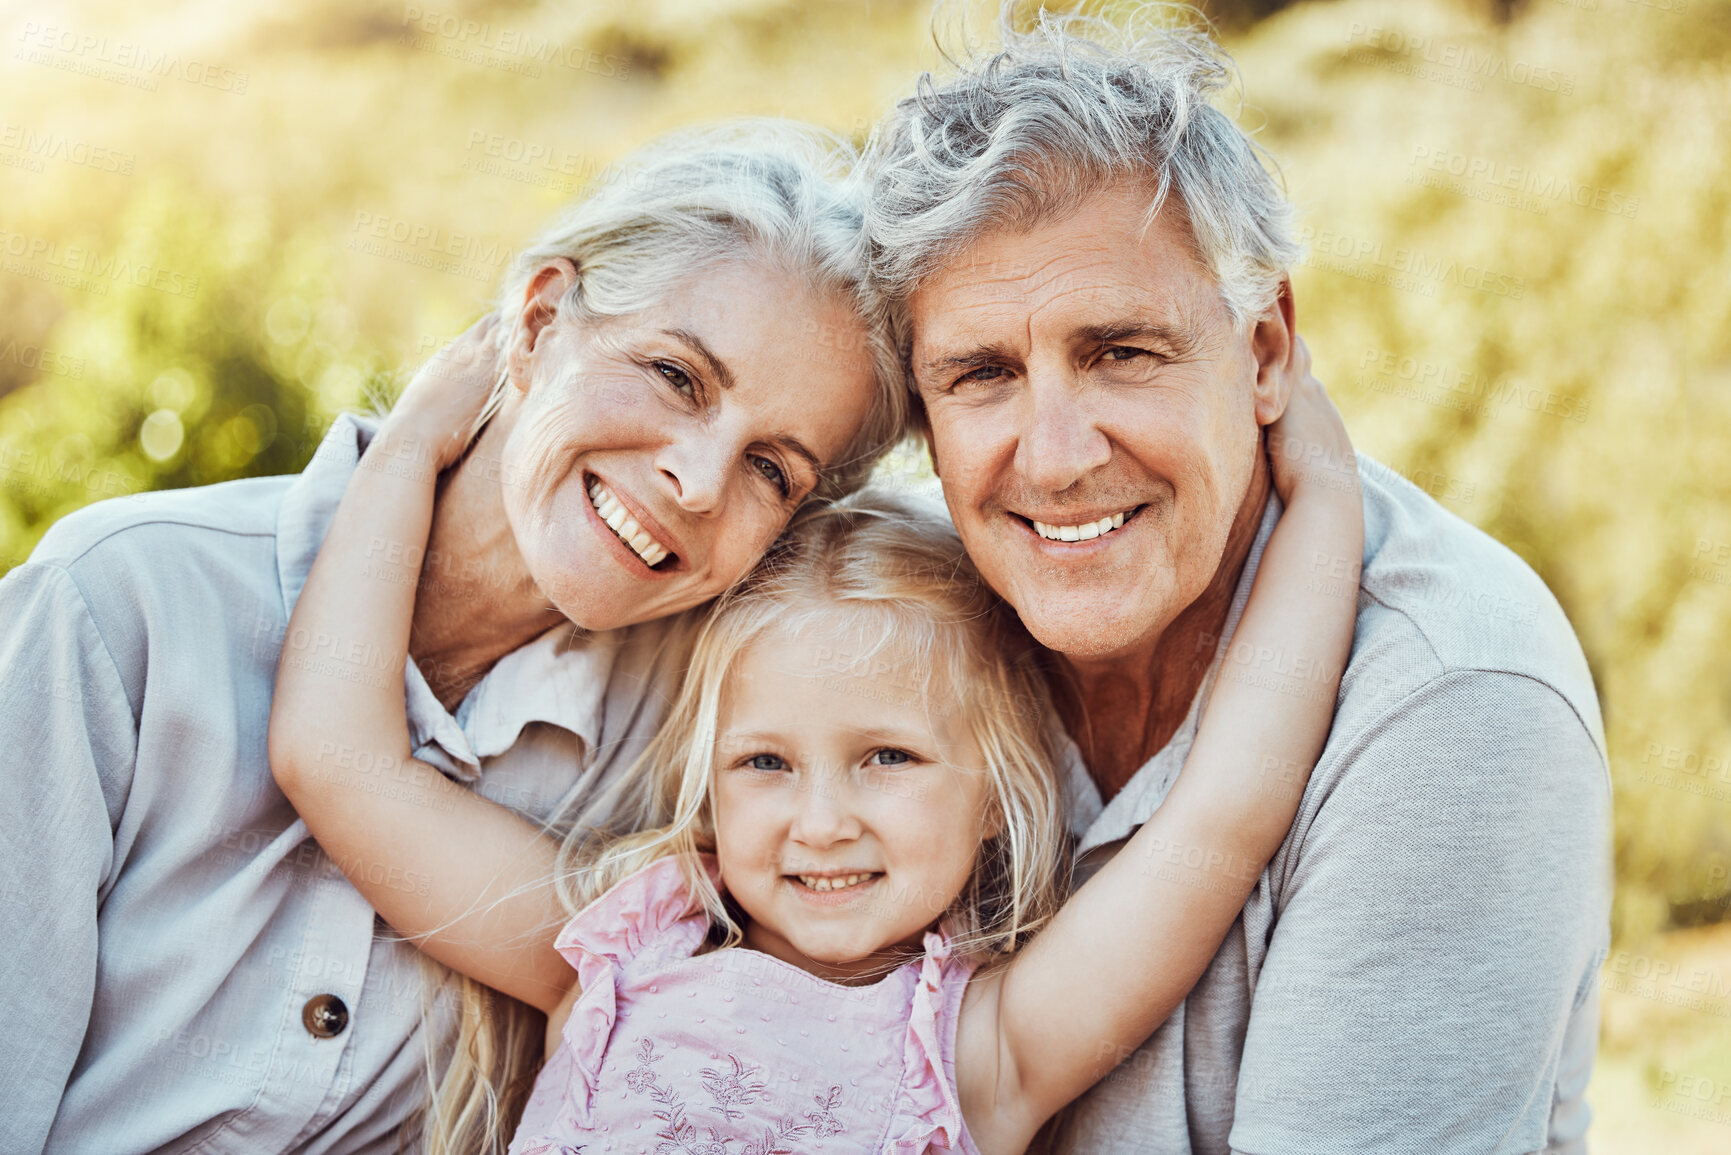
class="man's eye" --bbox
[655,361,696,398]
[1103,346,1148,362]
[870,748,912,767]
[955,365,1007,388]
[748,753,787,771]
[751,455,790,497]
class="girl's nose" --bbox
[787,771,863,848]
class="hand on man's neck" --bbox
[1060,450,1274,802]
[407,424,566,713]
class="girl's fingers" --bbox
[1268,342,1356,503]
[384,313,507,471]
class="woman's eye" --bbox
[748,753,787,772]
[655,361,696,398]
[870,748,912,767]
[751,455,790,497]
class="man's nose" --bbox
[788,771,862,848]
[1014,369,1111,494]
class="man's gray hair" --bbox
[495,121,908,502]
[865,2,1299,328]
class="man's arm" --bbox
[1229,669,1610,1155]
[0,563,136,1153]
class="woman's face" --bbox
[496,258,879,631]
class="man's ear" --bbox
[1249,279,1297,428]
[507,258,579,393]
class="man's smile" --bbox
[1017,505,1146,542]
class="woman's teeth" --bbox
[588,480,671,567]
[796,873,877,893]
[1032,510,1130,542]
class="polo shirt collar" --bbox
[275,413,616,782]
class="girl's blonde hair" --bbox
[419,488,1071,1152]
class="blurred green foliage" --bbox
[1,0,1727,948]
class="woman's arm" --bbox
[268,317,576,1015]
[963,347,1364,1144]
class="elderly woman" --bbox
[0,123,906,1154]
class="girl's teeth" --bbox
[587,480,671,567]
[797,873,874,892]
[1032,510,1130,542]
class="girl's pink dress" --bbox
[508,855,981,1155]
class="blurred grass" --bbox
[2,0,1728,1145]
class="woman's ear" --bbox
[507,258,579,393]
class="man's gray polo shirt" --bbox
[1052,457,1611,1155]
[0,415,690,1153]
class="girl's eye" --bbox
[870,748,912,767]
[751,455,790,497]
[655,361,696,398]
[748,753,788,772]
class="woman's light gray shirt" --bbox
[0,415,687,1154]
[1051,459,1611,1155]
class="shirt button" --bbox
[302,994,349,1038]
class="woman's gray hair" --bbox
[494,121,908,501]
[864,1,1299,329]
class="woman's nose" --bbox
[654,427,732,516]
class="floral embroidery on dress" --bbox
[804,1086,845,1137]
[625,1037,664,1093]
[621,1035,848,1154]
[700,1055,767,1120]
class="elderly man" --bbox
[866,12,1610,1155]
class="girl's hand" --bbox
[1266,336,1359,507]
[376,312,505,473]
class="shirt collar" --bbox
[1061,491,1286,857]
[275,413,618,782]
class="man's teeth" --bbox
[1032,511,1129,542]
[796,873,876,893]
[588,480,670,567]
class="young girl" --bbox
[269,332,1362,1155]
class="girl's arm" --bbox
[268,316,575,1015]
[961,346,1364,1146]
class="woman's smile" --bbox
[584,475,678,571]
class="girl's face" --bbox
[494,258,879,632]
[711,621,997,985]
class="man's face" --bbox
[908,182,1288,662]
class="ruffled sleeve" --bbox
[549,854,715,1124]
[888,929,980,1154]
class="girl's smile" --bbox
[711,620,996,985]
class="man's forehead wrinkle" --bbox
[915,282,1194,371]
